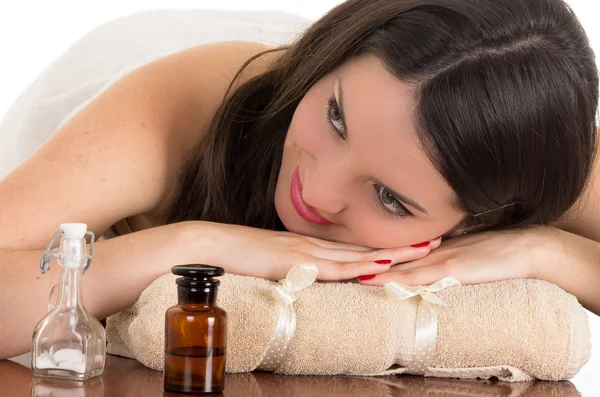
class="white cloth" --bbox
[0,9,310,179]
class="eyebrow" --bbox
[335,78,430,217]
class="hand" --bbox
[357,227,550,287]
[201,222,440,281]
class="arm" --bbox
[533,227,600,316]
[548,128,600,314]
[553,128,600,241]
[0,41,273,359]
[0,221,216,359]
[358,225,600,316]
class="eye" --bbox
[375,185,411,218]
[326,97,346,139]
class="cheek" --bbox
[288,94,331,156]
[344,217,434,249]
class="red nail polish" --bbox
[375,259,392,264]
[358,275,376,281]
[411,241,431,248]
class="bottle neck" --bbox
[56,237,86,310]
[57,266,83,309]
[177,286,217,306]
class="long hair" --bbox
[167,0,599,233]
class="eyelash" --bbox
[374,185,412,219]
[325,97,347,139]
[325,97,412,219]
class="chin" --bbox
[276,208,304,235]
[274,200,314,237]
[274,194,294,229]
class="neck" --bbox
[178,286,217,305]
[57,266,83,310]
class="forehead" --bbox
[336,55,459,217]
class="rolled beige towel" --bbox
[106,268,591,382]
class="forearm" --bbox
[0,221,212,359]
[535,228,600,316]
[553,128,600,241]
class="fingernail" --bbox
[358,275,376,281]
[411,241,431,248]
[375,259,392,264]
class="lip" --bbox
[290,166,334,225]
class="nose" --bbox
[301,168,347,216]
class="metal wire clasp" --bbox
[40,229,95,275]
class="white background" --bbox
[0,0,597,121]
[0,1,599,395]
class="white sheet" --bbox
[0,9,309,179]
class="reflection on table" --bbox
[0,355,582,397]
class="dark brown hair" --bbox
[167,0,599,234]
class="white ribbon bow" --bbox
[272,263,319,306]
[258,263,318,372]
[384,276,461,375]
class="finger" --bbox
[309,247,368,262]
[304,236,374,252]
[384,239,444,272]
[407,236,442,250]
[429,237,443,250]
[356,262,458,286]
[307,236,441,253]
[315,259,393,281]
[361,244,432,265]
[312,243,433,265]
[386,254,439,272]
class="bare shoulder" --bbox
[0,40,278,249]
[150,40,279,159]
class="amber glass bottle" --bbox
[164,264,227,394]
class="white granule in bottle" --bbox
[36,348,87,373]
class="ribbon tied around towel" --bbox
[257,263,318,372]
[384,276,461,375]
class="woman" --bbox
[0,0,598,359]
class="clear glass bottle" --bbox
[32,223,106,381]
[164,264,227,394]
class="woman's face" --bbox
[274,55,466,248]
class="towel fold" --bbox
[106,272,590,381]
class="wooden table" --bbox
[1,354,589,397]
